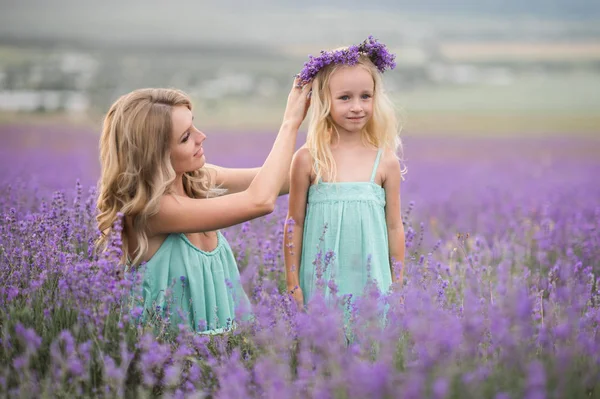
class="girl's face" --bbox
[328,65,374,136]
[169,105,206,174]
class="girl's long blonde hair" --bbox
[96,88,220,266]
[306,54,406,183]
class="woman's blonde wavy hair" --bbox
[96,88,220,266]
[306,54,406,183]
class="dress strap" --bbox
[370,149,383,182]
[313,160,322,184]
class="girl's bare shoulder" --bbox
[292,147,313,171]
[381,149,401,177]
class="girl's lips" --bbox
[194,147,204,157]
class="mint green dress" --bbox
[140,231,251,334]
[299,149,392,304]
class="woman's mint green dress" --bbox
[300,149,392,303]
[140,231,251,334]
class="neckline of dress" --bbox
[178,231,224,256]
[311,181,383,188]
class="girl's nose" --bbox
[350,100,362,112]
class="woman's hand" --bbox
[282,77,312,129]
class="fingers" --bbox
[292,75,303,90]
[292,76,312,93]
[283,76,312,125]
[297,82,311,106]
[300,82,311,95]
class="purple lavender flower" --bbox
[296,36,396,85]
[1,124,600,396]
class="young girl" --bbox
[97,80,311,333]
[284,37,406,309]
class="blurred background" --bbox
[1,0,599,136]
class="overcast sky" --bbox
[0,0,598,50]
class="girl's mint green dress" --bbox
[140,231,251,334]
[300,149,392,303]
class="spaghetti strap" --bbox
[370,149,383,182]
[313,160,322,184]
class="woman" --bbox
[96,79,311,333]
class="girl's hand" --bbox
[390,281,404,305]
[282,77,312,128]
[289,285,305,310]
[391,278,403,291]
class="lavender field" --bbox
[1,124,599,398]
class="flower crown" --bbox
[296,36,396,86]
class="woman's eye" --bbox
[182,132,190,143]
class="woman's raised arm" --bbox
[149,78,311,235]
[205,164,291,196]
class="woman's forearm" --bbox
[247,121,300,208]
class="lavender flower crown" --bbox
[296,36,396,86]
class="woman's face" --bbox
[169,105,206,174]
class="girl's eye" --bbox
[339,95,350,101]
[361,94,372,99]
[181,132,190,143]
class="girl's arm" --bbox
[148,80,311,235]
[283,148,312,307]
[382,149,406,286]
[205,164,290,196]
